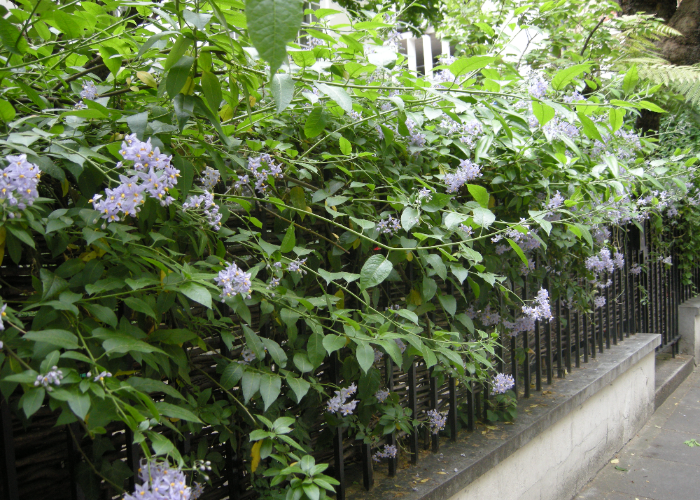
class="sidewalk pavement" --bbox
[576,365,700,500]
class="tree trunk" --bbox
[619,0,700,133]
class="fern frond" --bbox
[627,57,700,106]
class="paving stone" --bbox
[659,403,700,434]
[641,428,700,467]
[585,456,700,500]
[577,487,656,500]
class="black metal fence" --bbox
[0,220,694,500]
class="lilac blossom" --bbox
[375,389,390,403]
[247,154,284,194]
[239,348,256,364]
[427,409,447,434]
[267,277,280,289]
[548,191,565,210]
[543,116,579,139]
[377,215,401,236]
[562,91,585,103]
[183,191,222,231]
[92,371,112,382]
[613,252,625,270]
[409,132,427,148]
[662,256,672,265]
[491,373,515,394]
[458,224,473,236]
[0,154,42,211]
[0,303,6,331]
[528,74,548,99]
[503,315,536,337]
[215,262,253,300]
[288,258,308,274]
[522,288,552,322]
[373,444,397,462]
[496,244,509,255]
[479,305,500,326]
[394,339,406,353]
[326,383,358,415]
[630,264,642,275]
[585,248,615,276]
[374,349,384,364]
[199,166,220,190]
[417,187,432,202]
[123,459,194,500]
[34,366,63,391]
[594,296,606,309]
[444,159,483,193]
[460,120,484,148]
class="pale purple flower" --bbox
[0,154,41,210]
[417,187,432,201]
[288,258,307,274]
[427,409,447,434]
[409,132,427,148]
[630,264,642,275]
[80,81,98,100]
[662,256,672,265]
[460,120,483,147]
[215,262,253,300]
[239,347,256,364]
[373,444,397,462]
[491,373,515,394]
[594,296,606,309]
[0,303,6,331]
[34,366,63,391]
[375,389,390,403]
[522,288,552,322]
[528,74,548,98]
[199,166,220,190]
[562,91,585,103]
[444,159,482,193]
[374,349,384,364]
[326,383,358,415]
[247,153,283,194]
[479,305,500,326]
[93,371,112,382]
[548,191,565,210]
[377,215,401,236]
[394,339,406,353]
[183,191,221,231]
[123,459,193,500]
[458,224,473,236]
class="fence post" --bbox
[0,397,18,500]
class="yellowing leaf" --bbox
[251,440,263,473]
[610,459,619,464]
[334,289,344,309]
[408,288,422,306]
[136,71,157,88]
[406,251,413,262]
[219,104,234,122]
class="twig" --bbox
[258,204,350,254]
[580,17,606,56]
[281,174,317,191]
[68,425,125,493]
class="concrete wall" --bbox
[448,348,657,500]
[679,297,700,362]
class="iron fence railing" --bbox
[0,219,692,500]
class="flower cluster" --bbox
[377,215,401,236]
[479,305,501,326]
[75,80,98,108]
[0,303,6,331]
[326,383,358,416]
[594,296,606,309]
[183,191,222,231]
[585,248,625,278]
[444,159,483,193]
[287,258,307,274]
[215,262,252,300]
[458,224,473,236]
[503,315,536,337]
[199,166,220,190]
[247,154,283,194]
[123,459,200,500]
[630,264,642,275]
[528,74,548,98]
[542,116,580,139]
[92,371,112,382]
[417,187,432,202]
[562,91,585,103]
[239,347,256,364]
[460,120,484,147]
[375,389,390,403]
[92,136,180,222]
[491,373,515,394]
[548,191,565,210]
[34,366,63,391]
[0,154,41,213]
[372,444,397,462]
[522,288,553,322]
[427,409,447,434]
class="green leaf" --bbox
[201,70,223,112]
[424,254,447,280]
[68,392,91,420]
[220,363,244,389]
[448,56,495,78]
[280,225,296,253]
[0,99,15,122]
[355,342,374,374]
[148,329,197,344]
[401,207,419,231]
[291,50,316,67]
[608,108,625,133]
[551,64,590,91]
[467,184,489,208]
[179,282,213,308]
[53,10,83,39]
[322,334,346,354]
[41,269,68,301]
[83,228,107,246]
[259,374,282,410]
[98,46,121,76]
[293,353,313,373]
[622,65,638,95]
[507,238,528,265]
[360,255,393,290]
[339,137,352,155]
[437,294,457,316]
[21,387,44,418]
[124,297,157,319]
[24,329,80,350]
[261,338,287,367]
[245,0,303,76]
[83,304,117,328]
[304,107,326,138]
[577,112,602,141]
[271,73,294,114]
[472,207,496,228]
[126,377,186,400]
[315,83,353,113]
[636,100,665,113]
[307,332,326,368]
[166,56,194,98]
[163,35,192,70]
[0,17,28,55]
[242,370,262,402]
[286,375,310,403]
[532,101,555,126]
[155,402,202,423]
